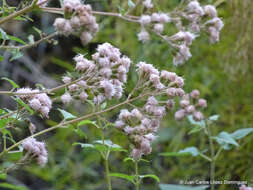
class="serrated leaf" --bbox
[187,115,205,127]
[77,120,99,128]
[10,49,23,61]
[178,147,199,156]
[213,131,239,150]
[188,125,203,135]
[110,173,135,184]
[8,35,26,45]
[73,143,95,149]
[32,27,42,36]
[159,184,209,190]
[1,77,20,89]
[94,140,126,152]
[58,109,76,120]
[0,183,28,190]
[12,97,33,115]
[230,128,253,140]
[209,115,219,121]
[140,174,160,182]
[28,35,34,44]
[128,0,135,7]
[0,28,9,40]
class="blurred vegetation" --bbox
[0,0,252,190]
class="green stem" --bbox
[0,0,38,25]
[135,161,140,190]
[206,123,215,190]
[105,156,112,190]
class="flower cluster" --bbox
[61,43,131,105]
[53,0,98,45]
[174,89,207,121]
[16,88,52,118]
[240,185,253,190]
[185,1,224,44]
[22,137,48,167]
[137,0,223,65]
[138,13,171,42]
[143,0,153,9]
[114,61,206,159]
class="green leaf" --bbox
[140,174,160,182]
[1,77,20,89]
[187,115,205,127]
[50,57,74,71]
[32,27,42,36]
[230,128,253,140]
[213,131,239,150]
[0,28,9,40]
[10,49,23,61]
[12,97,34,115]
[209,115,219,121]
[77,120,99,128]
[159,184,209,190]
[0,55,3,61]
[73,127,87,138]
[128,0,135,7]
[0,173,6,180]
[160,152,192,157]
[188,125,203,135]
[100,102,107,110]
[110,173,135,184]
[28,35,35,44]
[58,109,76,120]
[178,147,199,156]
[94,140,126,152]
[0,183,28,190]
[8,35,26,45]
[117,5,126,15]
[73,143,95,149]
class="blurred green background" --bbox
[0,0,252,189]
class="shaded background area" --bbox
[0,0,252,189]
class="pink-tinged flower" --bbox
[131,109,143,120]
[193,111,204,121]
[175,76,184,87]
[40,106,50,118]
[80,31,93,45]
[166,88,177,97]
[208,27,220,44]
[115,120,125,129]
[173,45,192,66]
[119,109,132,121]
[29,98,41,111]
[79,92,88,102]
[190,89,200,99]
[147,96,158,105]
[62,76,71,84]
[204,5,217,18]
[180,99,190,107]
[185,105,195,113]
[137,28,150,43]
[143,0,153,9]
[176,88,185,97]
[16,88,33,99]
[131,148,143,160]
[198,98,207,108]
[140,15,151,25]
[175,109,185,120]
[35,93,52,108]
[61,93,72,104]
[124,126,135,134]
[166,99,175,109]
[187,1,204,16]
[68,84,79,92]
[29,123,36,134]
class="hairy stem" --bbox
[0,0,38,25]
[105,156,112,190]
[135,160,140,190]
[0,32,58,50]
[0,90,157,158]
[206,123,215,190]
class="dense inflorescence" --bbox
[16,88,52,118]
[22,137,48,167]
[240,185,253,190]
[137,0,224,66]
[53,0,98,45]
[114,61,206,160]
[61,42,131,105]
